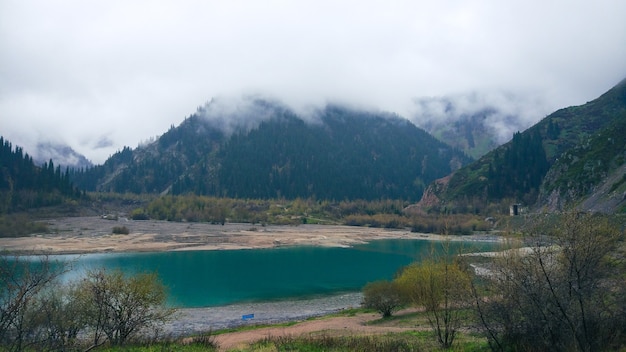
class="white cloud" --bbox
[1,0,625,163]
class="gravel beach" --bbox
[164,292,364,336]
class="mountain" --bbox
[539,112,626,212]
[33,141,93,169]
[71,100,472,201]
[417,108,505,159]
[416,78,626,213]
[0,136,80,213]
[410,93,540,159]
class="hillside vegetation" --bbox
[0,136,81,213]
[422,78,626,213]
[70,102,471,202]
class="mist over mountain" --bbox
[0,136,81,213]
[33,142,93,169]
[71,99,471,201]
[194,96,301,137]
[409,92,548,159]
[416,78,626,213]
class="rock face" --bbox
[405,175,451,214]
[536,111,626,213]
[574,164,626,213]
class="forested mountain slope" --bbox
[418,78,626,213]
[539,113,626,212]
[0,136,80,212]
[71,101,471,201]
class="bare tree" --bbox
[0,254,67,351]
[27,283,84,351]
[74,269,175,347]
[473,212,625,351]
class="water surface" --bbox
[55,239,496,308]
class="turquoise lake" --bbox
[54,239,497,308]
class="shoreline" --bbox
[0,216,503,255]
[165,292,364,336]
[1,217,506,340]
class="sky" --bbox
[1,0,625,164]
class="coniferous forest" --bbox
[0,136,81,213]
[70,104,471,202]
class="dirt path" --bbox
[212,309,420,351]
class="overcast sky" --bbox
[1,0,625,164]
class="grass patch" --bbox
[243,333,425,352]
[235,330,490,352]
[325,307,372,317]
[211,320,300,335]
[366,310,427,328]
[98,343,216,352]
[0,213,48,237]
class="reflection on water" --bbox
[48,239,497,308]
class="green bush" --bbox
[130,208,150,220]
[0,214,48,237]
[112,226,130,234]
[362,280,403,318]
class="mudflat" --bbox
[0,216,460,255]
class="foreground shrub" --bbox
[74,269,175,347]
[362,280,403,318]
[395,243,472,349]
[473,212,626,351]
[1,257,176,351]
[0,254,68,351]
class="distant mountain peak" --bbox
[194,95,293,137]
[410,91,547,159]
[34,141,93,169]
[71,102,472,201]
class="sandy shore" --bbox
[0,216,498,255]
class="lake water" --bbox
[53,239,497,308]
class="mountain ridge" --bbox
[33,141,93,169]
[71,101,471,201]
[415,77,626,213]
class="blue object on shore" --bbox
[242,313,254,320]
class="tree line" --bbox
[0,256,173,351]
[0,136,81,213]
[130,194,493,235]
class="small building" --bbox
[509,204,521,216]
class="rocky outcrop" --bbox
[404,174,451,214]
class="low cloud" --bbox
[196,95,288,137]
[410,91,552,145]
[1,1,625,164]
[93,136,114,150]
